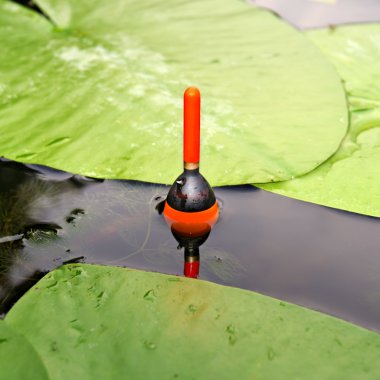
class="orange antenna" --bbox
[183,87,200,169]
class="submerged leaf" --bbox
[6,264,380,379]
[0,320,49,380]
[0,0,347,185]
[259,24,380,216]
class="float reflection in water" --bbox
[171,222,211,278]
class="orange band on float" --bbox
[164,201,218,224]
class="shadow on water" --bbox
[1,158,380,333]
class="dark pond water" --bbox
[1,158,380,332]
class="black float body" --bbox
[166,168,216,212]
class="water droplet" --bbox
[226,324,237,345]
[188,304,198,313]
[15,152,36,160]
[335,338,343,346]
[50,341,58,352]
[167,277,181,282]
[45,137,71,147]
[144,340,157,350]
[267,347,275,361]
[143,289,156,301]
[46,281,58,289]
[95,290,107,309]
[228,335,237,345]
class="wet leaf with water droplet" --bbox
[259,24,380,217]
[144,340,157,350]
[5,264,380,379]
[143,289,156,302]
[0,0,347,185]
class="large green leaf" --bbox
[0,320,49,380]
[259,24,380,216]
[0,0,347,185]
[6,264,380,379]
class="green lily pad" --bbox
[0,0,347,185]
[6,264,380,379]
[0,320,48,380]
[259,24,380,217]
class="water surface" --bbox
[1,159,380,332]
